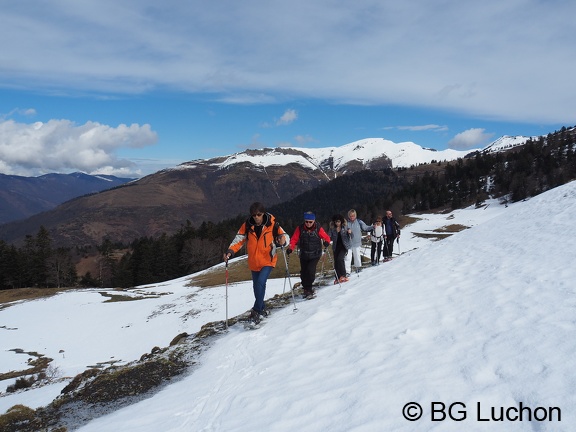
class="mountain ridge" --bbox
[170,137,480,174]
[0,172,135,225]
[0,136,528,247]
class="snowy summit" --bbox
[174,138,486,175]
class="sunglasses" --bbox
[252,212,264,217]
[305,220,314,224]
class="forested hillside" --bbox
[1,126,574,290]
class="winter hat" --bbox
[303,211,315,221]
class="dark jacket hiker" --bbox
[383,210,401,259]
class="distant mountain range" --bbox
[0,172,135,225]
[0,136,531,247]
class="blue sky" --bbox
[1,0,574,177]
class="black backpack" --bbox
[297,223,322,259]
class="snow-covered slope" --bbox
[3,180,575,431]
[80,182,576,431]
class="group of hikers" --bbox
[224,202,400,326]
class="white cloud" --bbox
[448,128,494,150]
[392,124,449,132]
[294,134,317,145]
[260,109,299,128]
[0,119,157,176]
[275,109,298,126]
[1,1,573,124]
[1,108,37,121]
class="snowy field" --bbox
[2,181,576,431]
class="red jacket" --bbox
[289,222,331,252]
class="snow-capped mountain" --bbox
[481,135,535,153]
[174,138,482,176]
[0,135,532,248]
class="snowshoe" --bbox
[302,288,316,299]
[243,309,262,329]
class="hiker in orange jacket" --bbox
[224,202,288,324]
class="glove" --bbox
[323,241,330,248]
[286,248,293,255]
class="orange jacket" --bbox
[227,213,288,271]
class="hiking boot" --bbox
[249,309,261,325]
[339,276,349,283]
[303,287,314,298]
[259,310,270,320]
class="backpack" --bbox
[244,218,280,241]
[297,222,322,259]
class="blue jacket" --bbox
[383,217,401,240]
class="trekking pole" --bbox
[280,245,298,311]
[282,265,288,294]
[325,247,341,287]
[397,236,401,254]
[225,260,229,330]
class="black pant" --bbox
[334,244,347,278]
[370,241,382,263]
[383,238,394,257]
[300,256,320,289]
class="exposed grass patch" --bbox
[66,356,187,404]
[0,405,41,432]
[412,232,452,241]
[400,215,421,226]
[0,287,165,308]
[0,324,219,430]
[190,250,354,289]
[188,253,303,289]
[0,350,53,381]
[99,292,143,303]
[0,287,70,307]
[433,224,469,233]
[411,223,469,241]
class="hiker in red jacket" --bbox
[287,211,331,298]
